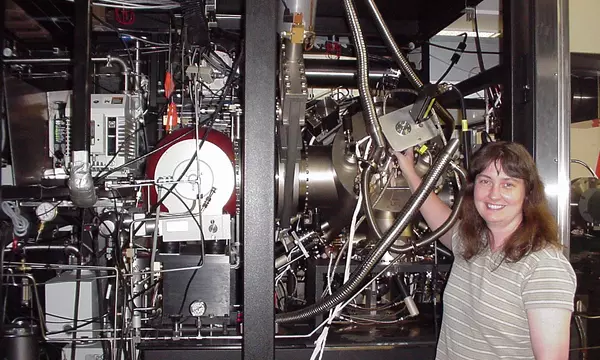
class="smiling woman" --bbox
[396,141,576,360]
[459,141,563,262]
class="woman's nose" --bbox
[488,183,502,200]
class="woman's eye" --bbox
[503,183,514,188]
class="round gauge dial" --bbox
[189,300,207,317]
[35,202,58,222]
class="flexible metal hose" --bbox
[363,0,455,127]
[361,166,384,239]
[343,0,386,159]
[389,162,466,253]
[275,139,460,323]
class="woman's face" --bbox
[473,161,526,231]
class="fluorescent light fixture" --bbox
[435,30,501,38]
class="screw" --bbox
[395,121,411,135]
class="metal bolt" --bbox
[395,121,411,135]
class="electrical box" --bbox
[43,93,141,180]
[45,271,99,341]
[90,94,141,178]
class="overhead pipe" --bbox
[343,0,386,161]
[3,57,130,93]
[363,0,456,128]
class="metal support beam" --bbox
[243,0,276,359]
[71,0,92,153]
[502,0,571,252]
[0,0,5,191]
[439,65,503,102]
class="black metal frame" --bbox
[501,0,535,152]
[242,0,277,358]
[0,0,5,191]
[71,0,92,154]
[501,0,571,250]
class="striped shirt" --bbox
[436,235,576,360]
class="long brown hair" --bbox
[458,141,561,262]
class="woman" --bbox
[396,141,576,360]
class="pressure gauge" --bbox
[35,202,57,222]
[189,300,207,317]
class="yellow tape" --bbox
[461,119,468,131]
[424,98,436,118]
[417,145,428,155]
[401,224,413,237]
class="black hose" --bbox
[275,139,460,323]
[70,213,84,360]
[449,86,471,169]
[0,226,11,335]
[389,163,466,254]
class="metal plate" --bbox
[5,76,52,185]
[378,106,440,151]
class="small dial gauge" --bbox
[189,300,207,317]
[35,202,58,222]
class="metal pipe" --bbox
[342,0,386,160]
[363,0,455,128]
[571,159,598,179]
[3,57,130,93]
[135,40,141,92]
[105,56,130,94]
[5,245,82,262]
[361,166,383,239]
[3,57,118,64]
[276,138,460,323]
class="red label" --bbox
[115,9,135,25]
[595,152,600,178]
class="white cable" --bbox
[310,138,371,360]
[1,201,30,238]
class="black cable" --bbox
[91,216,111,360]
[129,279,162,303]
[45,315,107,335]
[95,127,195,181]
[0,224,11,335]
[450,85,467,120]
[449,85,471,168]
[131,42,243,236]
[436,33,467,85]
[177,255,203,316]
[154,185,204,233]
[94,126,145,181]
[424,41,501,55]
[70,211,85,360]
[151,184,205,316]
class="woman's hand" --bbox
[394,147,416,177]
